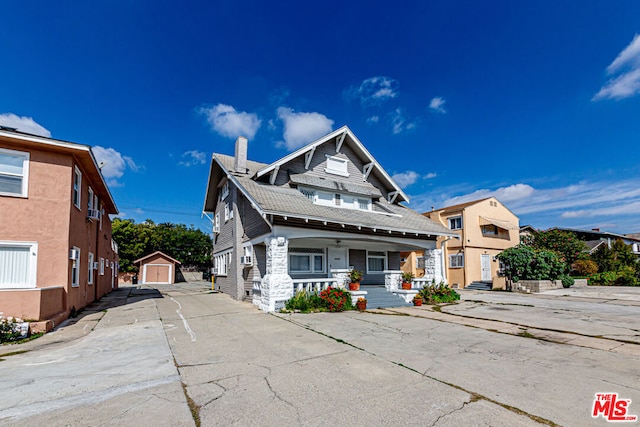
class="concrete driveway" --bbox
[1,284,639,426]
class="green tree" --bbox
[497,245,564,282]
[531,229,587,271]
[112,218,212,272]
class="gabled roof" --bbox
[433,197,492,214]
[134,251,181,265]
[254,125,410,203]
[0,128,118,214]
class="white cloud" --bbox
[179,150,207,167]
[429,97,447,113]
[92,146,139,187]
[367,115,379,123]
[199,104,261,140]
[0,113,51,137]
[346,76,399,106]
[277,107,334,150]
[425,172,437,179]
[593,34,640,100]
[392,171,420,188]
[389,108,417,134]
[444,183,535,206]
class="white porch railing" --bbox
[292,278,338,294]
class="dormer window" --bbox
[325,155,349,177]
[299,186,371,211]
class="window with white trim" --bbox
[243,244,253,257]
[449,253,464,268]
[214,251,232,276]
[325,155,349,177]
[481,225,498,236]
[71,246,81,287]
[357,198,371,211]
[288,248,324,274]
[88,187,94,211]
[220,181,229,200]
[0,148,29,198]
[300,188,315,201]
[99,257,105,275]
[303,187,372,212]
[224,203,230,222]
[449,216,462,230]
[366,251,387,273]
[0,241,38,289]
[88,252,95,285]
[73,166,82,209]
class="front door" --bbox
[327,247,348,270]
[481,254,492,282]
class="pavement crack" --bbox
[430,399,470,426]
[264,376,302,425]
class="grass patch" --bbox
[181,382,201,427]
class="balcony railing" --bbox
[292,278,338,294]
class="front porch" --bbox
[250,234,445,311]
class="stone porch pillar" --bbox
[256,237,293,312]
[423,249,444,284]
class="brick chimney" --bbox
[234,136,248,173]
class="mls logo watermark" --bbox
[592,393,638,422]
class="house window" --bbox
[288,248,324,274]
[71,246,81,287]
[99,203,104,230]
[0,148,29,198]
[325,155,349,177]
[334,193,341,206]
[0,241,38,289]
[416,256,426,269]
[449,216,462,230]
[449,253,464,268]
[224,203,230,222]
[88,187,94,211]
[367,251,387,273]
[214,251,232,276]
[481,225,498,236]
[220,181,229,200]
[357,198,371,211]
[300,188,315,201]
[73,166,82,209]
[99,257,105,276]
[88,252,94,285]
[214,212,221,233]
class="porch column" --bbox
[423,249,444,284]
[256,237,293,312]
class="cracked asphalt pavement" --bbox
[1,283,639,426]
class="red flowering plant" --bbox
[319,286,353,312]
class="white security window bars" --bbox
[449,253,464,268]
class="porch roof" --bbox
[212,154,456,238]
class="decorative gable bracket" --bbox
[388,191,399,204]
[363,162,374,181]
[269,165,280,185]
[304,147,316,170]
[335,132,346,153]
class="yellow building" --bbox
[401,197,519,289]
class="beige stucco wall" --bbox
[429,197,519,288]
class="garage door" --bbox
[144,264,171,284]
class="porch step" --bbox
[466,282,492,291]
[360,286,412,309]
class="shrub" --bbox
[573,259,598,276]
[319,287,353,312]
[285,290,323,312]
[560,275,574,288]
[418,282,460,304]
[0,316,26,343]
[589,271,619,286]
[497,246,565,282]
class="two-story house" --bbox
[424,197,519,289]
[203,126,456,311]
[0,127,119,330]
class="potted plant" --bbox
[355,297,367,311]
[401,272,414,290]
[348,269,363,291]
[413,294,423,306]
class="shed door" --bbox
[144,264,171,284]
[481,254,492,282]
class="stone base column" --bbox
[423,249,444,284]
[384,270,402,291]
[256,237,293,312]
[330,269,350,289]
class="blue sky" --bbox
[2,1,640,233]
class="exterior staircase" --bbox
[361,286,412,309]
[465,282,493,291]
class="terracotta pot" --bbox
[349,282,360,291]
[413,299,423,306]
[401,282,412,290]
[356,300,367,311]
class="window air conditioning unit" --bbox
[213,224,220,233]
[240,255,253,265]
[93,262,99,269]
[87,209,101,221]
[69,249,79,260]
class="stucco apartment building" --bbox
[402,197,519,288]
[0,127,119,329]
